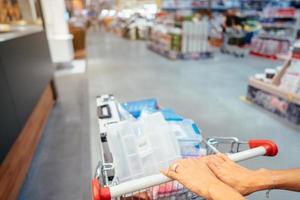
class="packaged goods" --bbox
[265,68,277,79]
[106,112,181,182]
[280,61,300,93]
[106,109,202,183]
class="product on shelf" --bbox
[162,0,240,10]
[162,0,194,9]
[253,66,281,83]
[262,7,296,18]
[247,59,300,124]
[292,40,300,59]
[250,37,290,58]
[182,20,209,53]
[148,11,211,60]
[279,61,300,94]
[100,9,154,40]
[250,6,298,59]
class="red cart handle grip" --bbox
[92,178,111,200]
[248,140,278,157]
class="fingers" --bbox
[162,159,186,180]
[207,159,220,173]
[216,153,227,161]
[160,168,179,180]
[217,153,234,164]
[169,160,186,173]
[207,159,224,181]
[206,154,226,177]
[208,154,225,166]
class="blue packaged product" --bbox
[160,108,183,121]
[122,99,158,118]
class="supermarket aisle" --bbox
[87,30,300,199]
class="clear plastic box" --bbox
[169,119,202,157]
[106,112,181,183]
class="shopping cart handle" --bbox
[248,140,278,157]
[92,178,111,200]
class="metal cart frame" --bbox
[92,95,278,200]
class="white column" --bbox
[40,0,74,63]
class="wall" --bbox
[0,31,54,163]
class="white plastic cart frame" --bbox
[92,95,278,200]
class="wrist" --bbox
[250,168,274,192]
[208,183,244,200]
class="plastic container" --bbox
[106,112,181,183]
[169,119,202,157]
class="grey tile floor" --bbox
[20,30,300,200]
[19,74,91,200]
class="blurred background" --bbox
[1,0,300,200]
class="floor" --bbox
[20,30,300,200]
[18,74,91,200]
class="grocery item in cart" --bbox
[160,108,184,121]
[169,119,202,157]
[106,112,181,183]
[93,95,279,200]
[148,181,186,200]
[122,98,158,118]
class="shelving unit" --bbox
[161,0,240,12]
[148,43,213,60]
[250,7,299,59]
[147,1,215,60]
[147,17,213,60]
[161,6,238,12]
[247,57,300,124]
[248,77,300,124]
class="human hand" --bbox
[207,154,272,196]
[161,157,245,200]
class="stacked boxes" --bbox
[148,18,210,59]
[182,19,209,53]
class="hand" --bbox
[207,154,272,196]
[161,157,244,200]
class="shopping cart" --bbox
[92,95,278,200]
[221,28,249,57]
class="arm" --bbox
[270,168,300,192]
[208,183,245,200]
[207,154,300,195]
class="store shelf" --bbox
[276,53,292,60]
[161,6,238,11]
[147,44,178,60]
[147,44,213,60]
[248,77,300,124]
[248,77,300,105]
[258,34,292,41]
[250,51,277,60]
[261,23,295,29]
[261,15,296,19]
